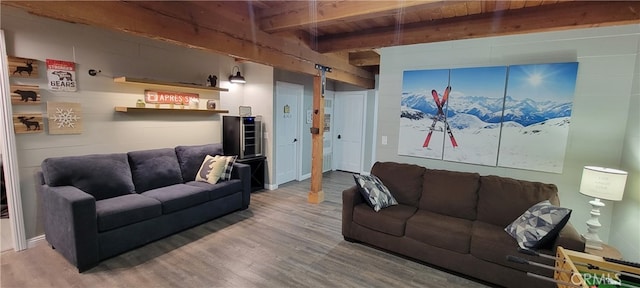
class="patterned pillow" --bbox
[220,155,237,181]
[353,174,398,212]
[505,200,572,249]
[195,155,227,184]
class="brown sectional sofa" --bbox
[342,162,585,288]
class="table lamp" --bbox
[579,166,627,250]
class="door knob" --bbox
[293,138,298,143]
[337,134,342,139]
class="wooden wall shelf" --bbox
[115,106,229,113]
[114,77,229,92]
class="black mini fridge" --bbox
[222,116,263,159]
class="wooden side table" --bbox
[585,243,622,260]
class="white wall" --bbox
[1,7,250,239]
[377,25,640,260]
[610,37,640,261]
[243,62,275,186]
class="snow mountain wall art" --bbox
[399,62,579,173]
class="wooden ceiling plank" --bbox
[3,1,374,88]
[525,0,544,8]
[509,1,526,9]
[482,1,497,13]
[439,2,458,18]
[452,2,469,17]
[317,1,640,53]
[466,1,483,15]
[258,0,440,32]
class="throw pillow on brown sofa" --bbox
[353,174,398,212]
[505,200,571,249]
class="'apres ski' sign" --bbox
[144,90,199,104]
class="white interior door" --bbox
[333,91,365,173]
[275,82,302,185]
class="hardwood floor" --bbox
[0,171,491,288]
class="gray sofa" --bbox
[38,143,251,272]
[343,162,585,288]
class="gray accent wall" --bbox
[376,25,640,261]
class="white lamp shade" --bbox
[579,166,627,201]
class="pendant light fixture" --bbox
[229,66,246,84]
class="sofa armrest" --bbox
[342,186,363,238]
[231,162,251,208]
[553,221,585,253]
[41,185,99,271]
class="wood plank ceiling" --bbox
[3,1,640,88]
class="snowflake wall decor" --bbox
[52,107,78,128]
[47,102,83,134]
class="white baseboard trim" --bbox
[27,234,45,249]
[300,173,311,180]
[265,183,278,190]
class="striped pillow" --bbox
[220,155,237,181]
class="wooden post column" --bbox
[308,75,325,203]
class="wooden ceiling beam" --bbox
[2,1,375,88]
[349,51,380,67]
[316,1,640,53]
[258,0,440,33]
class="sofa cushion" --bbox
[195,155,228,184]
[141,184,209,214]
[128,148,183,193]
[405,210,473,254]
[420,169,479,220]
[371,162,426,207]
[353,174,398,212]
[186,179,242,201]
[175,143,224,182]
[505,200,572,249]
[476,175,559,227]
[41,153,135,201]
[470,221,554,275]
[353,203,417,237]
[96,194,162,232]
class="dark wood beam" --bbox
[317,1,640,53]
[3,1,375,88]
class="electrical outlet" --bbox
[381,136,387,145]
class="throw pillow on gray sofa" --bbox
[195,155,228,184]
[220,155,237,181]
